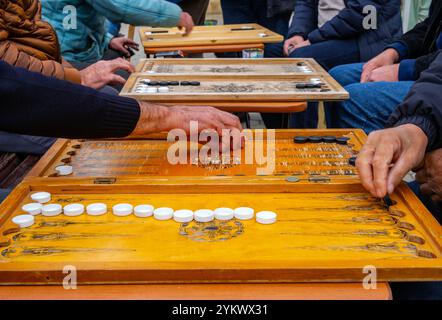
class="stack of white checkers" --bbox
[14,192,277,228]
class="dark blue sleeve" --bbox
[398,59,417,81]
[308,0,383,43]
[287,0,318,39]
[0,61,140,139]
[388,51,442,151]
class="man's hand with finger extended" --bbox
[80,58,135,89]
[356,124,428,198]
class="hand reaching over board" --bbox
[178,12,194,36]
[356,124,428,198]
[131,103,243,150]
[80,58,135,89]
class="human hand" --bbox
[80,58,135,89]
[415,149,442,202]
[356,124,428,198]
[178,12,194,36]
[283,35,305,56]
[109,37,139,58]
[366,64,400,82]
[361,49,400,83]
[132,103,243,145]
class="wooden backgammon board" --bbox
[121,60,348,112]
[28,130,363,183]
[1,129,441,285]
[0,177,441,284]
[140,24,283,55]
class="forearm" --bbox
[88,0,182,27]
[130,102,171,137]
[0,62,140,139]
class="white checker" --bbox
[147,87,158,93]
[55,165,73,176]
[31,192,51,204]
[42,204,62,217]
[12,214,35,228]
[158,86,170,93]
[256,211,277,225]
[134,205,154,218]
[194,209,214,223]
[234,207,254,220]
[63,203,85,217]
[87,203,107,216]
[154,207,174,221]
[214,207,234,221]
[173,209,194,223]
[22,203,43,216]
[113,203,133,217]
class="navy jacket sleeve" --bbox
[0,61,140,139]
[307,0,385,43]
[287,0,318,39]
[396,1,436,58]
[387,51,442,151]
[415,49,442,77]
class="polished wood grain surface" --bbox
[0,180,440,284]
[27,130,363,181]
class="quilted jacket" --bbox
[0,0,80,82]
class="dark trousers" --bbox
[179,0,210,26]
[288,38,361,129]
[220,0,292,58]
[220,0,292,128]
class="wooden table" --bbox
[0,283,392,300]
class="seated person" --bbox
[326,0,442,133]
[220,0,296,58]
[356,54,441,299]
[0,0,136,155]
[0,60,242,201]
[41,0,194,64]
[284,0,402,129]
[284,0,402,69]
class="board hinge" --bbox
[94,177,117,185]
[308,175,331,183]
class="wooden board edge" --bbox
[25,139,70,178]
[396,183,442,254]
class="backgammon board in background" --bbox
[140,24,283,53]
[121,58,348,110]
